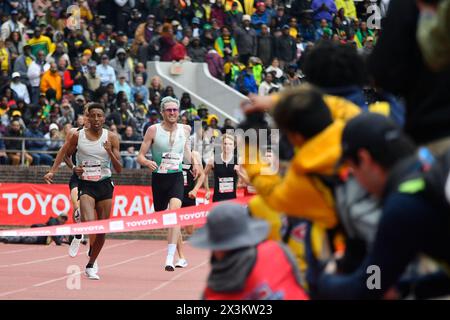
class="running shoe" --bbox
[175,258,188,268]
[87,248,98,273]
[68,235,83,257]
[165,256,175,272]
[85,267,100,280]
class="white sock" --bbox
[167,244,177,259]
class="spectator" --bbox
[40,62,62,101]
[4,119,33,165]
[114,74,132,102]
[234,15,257,65]
[106,100,136,135]
[56,100,75,127]
[63,58,87,94]
[24,118,53,165]
[214,26,238,58]
[298,11,317,43]
[44,122,62,156]
[1,10,26,42]
[265,57,284,83]
[257,24,273,67]
[130,75,149,104]
[284,64,302,88]
[258,72,280,96]
[10,71,30,104]
[120,125,140,169]
[0,213,69,245]
[211,1,226,27]
[225,1,244,28]
[27,50,49,104]
[274,25,297,68]
[145,77,162,101]
[96,54,116,87]
[251,2,271,34]
[27,26,53,57]
[189,202,309,300]
[132,62,148,86]
[12,43,33,85]
[205,48,224,81]
[180,92,196,112]
[312,0,337,25]
[0,39,10,73]
[187,37,207,62]
[110,48,133,83]
[335,0,358,20]
[85,61,101,94]
[236,65,258,95]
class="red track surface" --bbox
[0,239,210,300]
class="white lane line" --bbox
[0,246,166,298]
[0,240,138,268]
[134,259,209,300]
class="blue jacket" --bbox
[236,71,258,95]
[25,129,47,151]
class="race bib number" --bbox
[183,170,188,186]
[219,177,234,193]
[82,160,102,181]
[159,152,182,173]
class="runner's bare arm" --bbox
[137,124,158,171]
[203,159,214,199]
[188,151,205,199]
[183,124,199,178]
[43,129,77,183]
[106,131,122,173]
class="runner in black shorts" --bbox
[137,96,200,271]
[181,151,205,236]
[65,103,122,280]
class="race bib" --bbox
[183,170,188,186]
[219,177,234,193]
[158,152,182,173]
[82,160,102,181]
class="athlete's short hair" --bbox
[160,96,180,112]
[87,102,105,114]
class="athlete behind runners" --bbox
[137,96,199,272]
[204,134,247,203]
[44,105,94,258]
[178,150,205,267]
[64,103,122,280]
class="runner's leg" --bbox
[87,198,112,265]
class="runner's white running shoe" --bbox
[68,235,83,257]
[165,256,175,272]
[85,267,100,280]
[175,259,188,268]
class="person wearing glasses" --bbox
[137,96,200,271]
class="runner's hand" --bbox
[205,190,211,200]
[43,172,54,184]
[146,160,158,172]
[188,189,197,199]
[74,166,84,177]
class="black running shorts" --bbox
[69,173,79,191]
[78,178,114,202]
[152,172,184,211]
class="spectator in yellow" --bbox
[223,0,244,12]
[0,40,9,72]
[27,27,53,57]
[335,0,358,20]
[241,84,360,230]
[40,62,62,101]
[76,0,94,21]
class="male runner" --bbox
[65,103,121,279]
[137,96,199,271]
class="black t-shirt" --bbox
[213,155,237,202]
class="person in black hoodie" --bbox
[368,0,450,153]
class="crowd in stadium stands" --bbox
[0,0,380,166]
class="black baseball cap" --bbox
[337,112,403,167]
